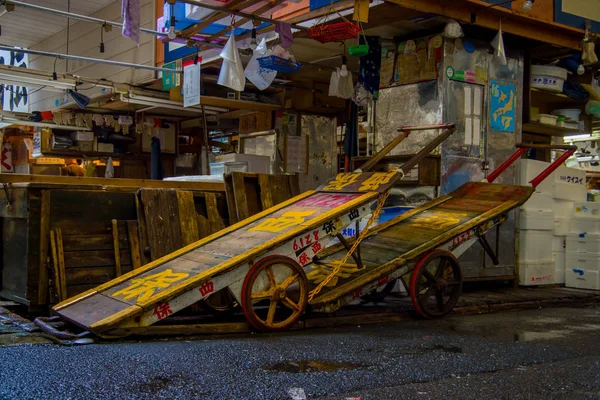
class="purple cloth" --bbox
[122,0,141,44]
[275,22,293,48]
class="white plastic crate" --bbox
[519,159,553,194]
[566,233,600,254]
[552,235,566,252]
[554,217,571,235]
[565,268,599,290]
[519,209,554,230]
[518,230,553,262]
[519,261,555,286]
[574,202,600,219]
[521,192,554,211]
[553,199,575,218]
[571,217,600,235]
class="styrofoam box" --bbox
[566,251,600,272]
[519,261,555,286]
[518,230,553,262]
[553,251,566,284]
[554,217,571,235]
[566,233,600,254]
[574,202,600,219]
[519,209,554,230]
[553,199,575,218]
[552,235,566,252]
[553,166,587,202]
[519,159,553,195]
[522,192,554,211]
[571,216,600,235]
[565,268,599,290]
[555,268,566,285]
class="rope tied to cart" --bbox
[308,190,391,301]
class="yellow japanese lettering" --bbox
[249,211,315,233]
[112,269,189,303]
[322,173,361,191]
[410,211,468,230]
[359,171,397,192]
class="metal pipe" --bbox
[0,44,183,74]
[6,0,164,37]
[177,0,309,31]
[5,0,222,49]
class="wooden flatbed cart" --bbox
[308,143,577,318]
[36,123,456,337]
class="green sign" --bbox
[162,61,178,90]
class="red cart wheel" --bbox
[409,250,463,319]
[241,255,308,332]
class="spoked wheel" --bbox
[241,255,308,332]
[204,288,238,316]
[361,280,396,303]
[409,250,463,319]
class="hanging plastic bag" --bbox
[490,23,507,65]
[218,34,245,91]
[329,68,340,97]
[337,70,354,99]
[245,38,277,91]
[105,157,115,178]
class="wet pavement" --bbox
[1,305,600,399]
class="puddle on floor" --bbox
[264,360,365,373]
[513,330,571,342]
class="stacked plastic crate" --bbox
[518,159,587,285]
[565,203,600,289]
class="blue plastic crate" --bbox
[257,56,301,73]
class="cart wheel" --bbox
[361,280,396,303]
[409,250,462,319]
[241,255,308,332]
[204,288,238,315]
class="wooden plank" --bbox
[37,190,50,306]
[0,174,225,192]
[176,191,200,246]
[112,220,122,277]
[127,221,142,269]
[49,230,62,303]
[288,174,301,197]
[180,0,249,38]
[61,233,129,251]
[231,172,250,220]
[135,192,151,265]
[141,189,173,260]
[55,228,67,301]
[65,266,133,286]
[260,174,293,209]
[206,193,226,234]
[63,250,132,268]
[224,173,238,225]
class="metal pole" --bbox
[0,44,183,74]
[201,105,211,175]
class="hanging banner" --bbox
[183,63,201,108]
[489,80,516,133]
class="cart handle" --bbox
[358,123,456,172]
[485,145,577,185]
[397,122,456,132]
[398,125,456,177]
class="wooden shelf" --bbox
[522,122,583,137]
[531,88,587,103]
[40,151,175,160]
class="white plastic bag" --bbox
[218,34,245,91]
[491,25,507,65]
[244,38,277,91]
[105,157,114,178]
[337,71,354,99]
[329,68,340,97]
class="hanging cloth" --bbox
[121,0,141,44]
[358,36,381,99]
[151,137,164,180]
[218,34,246,92]
[275,22,294,48]
[343,101,359,157]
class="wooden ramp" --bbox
[308,182,535,307]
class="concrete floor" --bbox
[2,305,600,399]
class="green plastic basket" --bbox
[349,44,369,57]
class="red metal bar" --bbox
[485,148,528,183]
[530,149,576,188]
